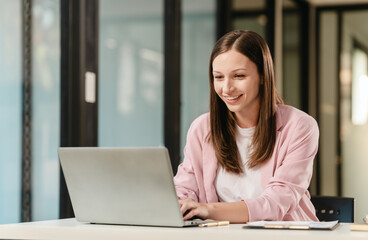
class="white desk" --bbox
[0,218,367,240]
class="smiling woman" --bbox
[212,50,261,128]
[174,30,320,223]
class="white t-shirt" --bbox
[215,125,263,202]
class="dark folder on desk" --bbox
[243,220,339,230]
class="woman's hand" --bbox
[179,199,250,223]
[179,199,210,220]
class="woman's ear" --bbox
[260,77,264,85]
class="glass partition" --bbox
[0,0,22,224]
[340,9,368,223]
[318,11,339,197]
[282,8,301,109]
[233,0,266,38]
[318,7,368,223]
[180,0,215,160]
[98,0,164,147]
[31,0,60,221]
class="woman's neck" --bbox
[234,100,260,128]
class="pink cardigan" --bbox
[174,104,319,222]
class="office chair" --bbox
[311,195,354,223]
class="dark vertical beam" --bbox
[21,0,33,222]
[216,0,231,40]
[60,0,99,218]
[60,0,74,218]
[294,0,319,195]
[298,0,310,113]
[164,0,181,174]
[266,0,275,57]
[85,1,99,145]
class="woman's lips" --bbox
[224,94,242,103]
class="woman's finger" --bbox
[183,208,199,221]
[180,200,195,215]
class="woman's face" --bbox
[212,50,261,124]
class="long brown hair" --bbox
[209,30,283,174]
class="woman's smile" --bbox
[223,94,243,103]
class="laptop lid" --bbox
[58,147,190,227]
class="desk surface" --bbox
[0,218,367,240]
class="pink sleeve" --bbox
[174,157,199,202]
[173,115,206,202]
[245,115,319,221]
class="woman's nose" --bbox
[223,78,233,93]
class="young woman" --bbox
[174,30,319,223]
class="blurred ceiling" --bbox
[308,0,368,6]
[100,0,368,18]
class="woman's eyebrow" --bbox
[232,68,248,72]
[212,68,248,73]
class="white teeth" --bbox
[225,95,240,100]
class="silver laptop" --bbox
[58,147,206,227]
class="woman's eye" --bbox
[235,74,245,78]
[214,76,223,79]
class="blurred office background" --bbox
[1,0,368,224]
